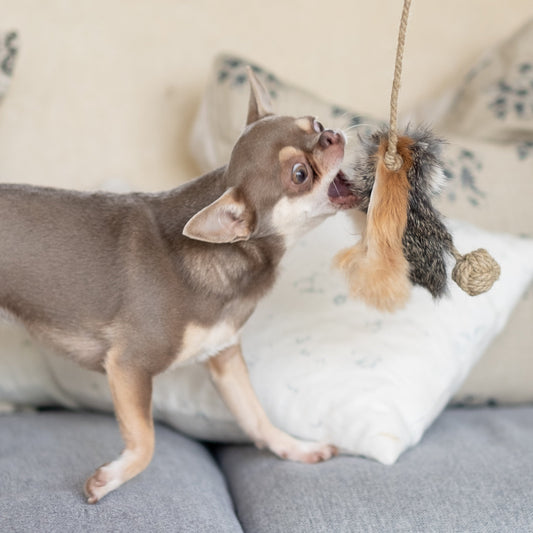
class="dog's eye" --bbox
[313,119,324,133]
[291,163,310,185]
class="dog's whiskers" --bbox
[344,123,373,133]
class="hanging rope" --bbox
[384,0,412,171]
[382,0,500,295]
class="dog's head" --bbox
[183,68,358,245]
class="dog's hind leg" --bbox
[84,346,154,503]
[207,344,337,463]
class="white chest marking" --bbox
[271,195,332,247]
[170,321,239,368]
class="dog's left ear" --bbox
[183,187,253,244]
[246,66,274,125]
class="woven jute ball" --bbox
[451,248,501,296]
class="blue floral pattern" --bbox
[215,55,379,134]
[442,149,486,206]
[487,62,533,120]
[517,140,533,160]
[1,31,18,77]
[0,30,19,98]
[217,57,281,100]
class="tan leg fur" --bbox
[84,347,154,504]
[336,137,412,312]
[207,344,337,463]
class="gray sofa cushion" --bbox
[215,407,533,533]
[0,410,243,533]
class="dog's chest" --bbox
[170,321,239,368]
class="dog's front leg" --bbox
[84,347,154,503]
[207,344,337,463]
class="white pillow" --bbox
[409,20,533,404]
[3,215,533,464]
[191,53,533,405]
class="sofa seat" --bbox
[216,407,533,533]
[0,410,243,533]
[2,407,533,532]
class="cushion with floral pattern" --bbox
[436,19,533,144]
[189,26,533,405]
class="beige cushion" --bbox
[189,55,381,175]
[189,49,533,405]
[432,137,533,404]
[437,19,533,144]
[427,20,533,404]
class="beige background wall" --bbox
[1,0,532,191]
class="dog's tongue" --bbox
[328,174,352,198]
[328,171,360,209]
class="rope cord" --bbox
[384,0,412,171]
[381,0,500,295]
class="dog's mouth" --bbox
[328,171,359,209]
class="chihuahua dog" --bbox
[0,68,358,503]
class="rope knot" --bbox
[384,151,403,171]
[451,248,501,296]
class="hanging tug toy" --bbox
[335,0,500,312]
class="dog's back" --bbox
[0,184,124,316]
[0,183,177,369]
[0,171,274,372]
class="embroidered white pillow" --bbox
[10,213,532,464]
[407,20,533,404]
[190,52,533,405]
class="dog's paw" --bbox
[280,441,338,463]
[84,463,122,504]
[266,433,338,464]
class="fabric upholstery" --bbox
[216,407,533,533]
[0,410,243,533]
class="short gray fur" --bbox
[346,128,454,298]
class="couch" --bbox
[2,406,533,532]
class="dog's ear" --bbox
[183,187,253,244]
[246,66,273,125]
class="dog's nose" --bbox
[319,130,344,149]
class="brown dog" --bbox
[0,69,358,502]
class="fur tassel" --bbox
[338,127,453,306]
[335,138,412,311]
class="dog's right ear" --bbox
[183,187,253,244]
[246,66,274,125]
